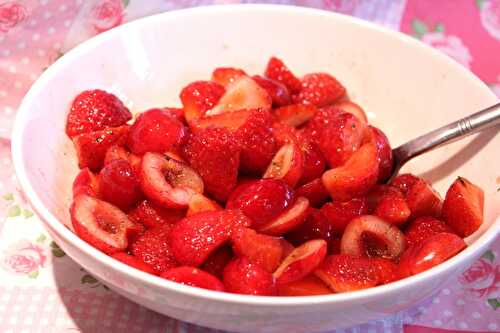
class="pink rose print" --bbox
[421,32,472,69]
[1,240,48,276]
[459,258,500,298]
[90,0,125,34]
[0,1,27,33]
[481,0,500,41]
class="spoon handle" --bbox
[392,102,500,172]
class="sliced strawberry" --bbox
[258,197,310,236]
[162,107,185,122]
[322,142,379,202]
[187,193,222,217]
[211,67,247,87]
[252,75,291,107]
[104,145,130,165]
[370,258,400,284]
[127,200,185,229]
[442,177,484,237]
[73,168,99,198]
[223,257,277,295]
[404,216,453,248]
[111,252,158,275]
[226,179,294,229]
[279,239,296,260]
[274,104,317,127]
[341,215,406,260]
[127,108,188,155]
[293,73,346,107]
[139,152,204,209]
[191,109,252,133]
[98,159,142,210]
[160,266,225,291]
[184,127,240,202]
[272,121,300,147]
[277,275,332,296]
[286,208,334,246]
[298,140,326,185]
[72,125,130,171]
[390,173,420,196]
[169,210,252,267]
[70,195,136,255]
[180,80,225,123]
[320,197,368,234]
[295,178,330,208]
[264,56,302,94]
[274,239,327,285]
[314,254,378,292]
[334,100,368,124]
[406,178,443,219]
[366,126,393,182]
[263,142,303,188]
[303,106,343,143]
[366,184,402,212]
[231,227,283,273]
[373,191,411,226]
[201,246,233,279]
[66,89,132,138]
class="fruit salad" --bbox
[66,57,484,296]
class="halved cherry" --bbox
[139,152,204,209]
[252,75,291,107]
[286,208,333,246]
[70,194,136,255]
[180,80,225,123]
[298,139,326,185]
[223,257,277,296]
[406,178,443,219]
[404,216,453,248]
[98,159,142,210]
[187,193,222,217]
[340,215,405,260]
[320,197,368,234]
[334,100,368,124]
[263,142,304,188]
[273,239,327,285]
[72,168,99,198]
[127,199,185,229]
[211,67,247,87]
[274,104,317,127]
[160,266,225,291]
[258,197,310,236]
[295,178,330,208]
[277,275,332,296]
[365,126,393,182]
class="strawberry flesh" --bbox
[264,57,302,94]
[293,73,346,107]
[321,197,368,234]
[160,266,225,291]
[180,80,225,123]
[223,257,277,296]
[404,216,453,248]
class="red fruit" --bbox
[201,246,234,279]
[169,210,252,267]
[277,275,332,296]
[341,215,406,260]
[366,126,393,182]
[280,239,295,259]
[72,125,130,171]
[322,142,379,202]
[272,121,300,147]
[321,197,368,234]
[334,100,368,124]
[303,106,343,143]
[274,104,317,127]
[406,178,443,219]
[264,57,302,94]
[208,76,272,115]
[404,216,453,248]
[442,177,484,237]
[252,75,291,107]
[160,266,225,291]
[296,178,330,208]
[258,197,310,236]
[139,152,204,209]
[223,257,277,296]
[231,227,283,273]
[191,109,252,133]
[70,195,136,255]
[66,89,132,138]
[162,107,185,122]
[293,73,346,107]
[211,67,247,87]
[390,173,420,195]
[127,200,185,229]
[314,254,378,292]
[298,140,326,185]
[73,168,99,198]
[180,80,225,123]
[287,208,333,246]
[187,193,222,217]
[226,179,294,229]
[130,223,178,273]
[370,258,400,284]
[263,142,304,188]
[399,233,466,277]
[184,127,240,201]
[98,159,142,210]
[373,192,411,226]
[274,239,327,285]
[127,108,188,155]
[366,185,402,212]
[104,145,130,165]
[111,252,157,275]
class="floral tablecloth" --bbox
[0,1,499,332]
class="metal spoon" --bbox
[390,102,500,181]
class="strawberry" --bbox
[334,100,368,124]
[258,197,310,235]
[201,246,234,279]
[287,208,334,246]
[390,173,420,195]
[366,184,402,212]
[187,193,222,217]
[223,257,277,295]
[298,140,326,185]
[184,127,240,202]
[169,210,252,267]
[252,75,291,107]
[366,126,393,182]
[277,275,332,296]
[303,106,343,143]
[370,258,400,284]
[180,80,225,123]
[160,266,225,291]
[66,89,132,138]
[111,252,158,275]
[127,108,188,155]
[211,67,247,87]
[320,197,368,234]
[127,200,185,229]
[293,73,346,107]
[191,109,252,133]
[72,168,99,198]
[404,216,453,248]
[263,142,304,188]
[272,121,300,147]
[264,57,302,94]
[406,178,443,219]
[72,125,130,171]
[280,239,295,259]
[295,178,330,208]
[98,159,142,210]
[373,191,411,226]
[274,104,317,127]
[442,177,484,237]
[162,107,185,122]
[104,145,130,165]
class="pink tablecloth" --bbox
[0,1,499,332]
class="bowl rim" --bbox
[12,4,500,307]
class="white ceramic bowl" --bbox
[12,5,500,333]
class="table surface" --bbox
[0,1,499,332]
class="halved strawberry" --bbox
[298,140,326,185]
[334,100,368,124]
[127,108,188,155]
[314,254,378,292]
[263,142,303,188]
[404,216,453,248]
[340,215,406,260]
[366,126,393,182]
[390,173,420,196]
[111,252,158,275]
[127,200,185,229]
[160,266,225,291]
[72,125,130,171]
[274,239,327,285]
[303,106,343,143]
[169,210,252,267]
[277,275,332,296]
[272,121,300,147]
[201,246,233,279]
[223,257,277,295]
[180,80,225,123]
[231,227,283,273]
[442,177,484,237]
[369,258,400,284]
[98,159,142,210]
[73,168,100,198]
[104,145,130,165]
[184,127,240,202]
[139,152,204,209]
[322,142,379,202]
[66,89,132,138]
[366,184,402,212]
[70,195,136,255]
[274,104,317,127]
[162,107,185,122]
[264,57,302,94]
[286,208,334,246]
[258,197,310,236]
[252,75,291,107]
[293,73,346,107]
[187,193,222,217]
[406,178,443,219]
[295,178,330,208]
[211,67,247,87]
[373,191,411,226]
[320,197,368,234]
